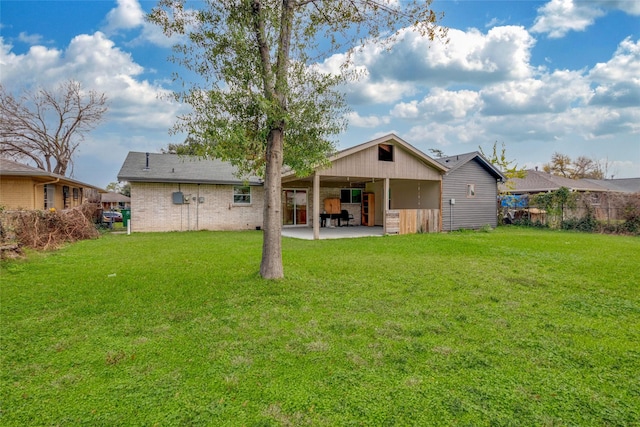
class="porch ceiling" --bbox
[282,174,371,187]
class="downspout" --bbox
[34,178,60,209]
[439,176,443,232]
[196,184,200,231]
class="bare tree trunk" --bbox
[260,128,284,279]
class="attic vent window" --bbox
[378,144,394,162]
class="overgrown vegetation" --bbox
[0,204,99,258]
[2,229,639,425]
[510,188,640,235]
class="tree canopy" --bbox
[479,141,527,185]
[543,152,605,180]
[0,80,108,176]
[148,0,447,278]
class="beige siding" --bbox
[0,177,36,209]
[130,182,264,232]
[319,145,442,181]
[0,178,85,210]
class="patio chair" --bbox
[340,210,354,226]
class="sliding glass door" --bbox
[282,189,307,225]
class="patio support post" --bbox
[383,178,390,234]
[313,173,320,240]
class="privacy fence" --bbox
[500,190,640,234]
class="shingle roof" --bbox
[0,158,104,191]
[584,178,640,193]
[434,151,506,181]
[101,192,131,203]
[504,169,612,194]
[117,152,262,185]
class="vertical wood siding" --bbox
[386,209,440,234]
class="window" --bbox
[233,186,251,204]
[378,144,394,162]
[340,189,362,204]
[44,184,55,209]
[72,188,79,200]
[466,184,476,198]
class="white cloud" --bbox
[105,0,145,32]
[328,25,536,105]
[346,111,390,128]
[531,0,640,38]
[481,69,592,115]
[588,38,640,108]
[531,0,605,38]
[103,0,182,48]
[576,0,640,16]
[391,88,481,121]
[0,31,185,141]
[530,0,639,38]
[589,38,640,83]
[18,31,44,45]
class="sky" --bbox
[1,0,639,188]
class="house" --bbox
[500,169,639,223]
[501,169,612,195]
[282,134,448,238]
[117,152,264,232]
[118,134,451,237]
[583,178,640,194]
[0,158,103,210]
[434,152,506,231]
[101,192,131,211]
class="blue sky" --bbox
[1,0,639,187]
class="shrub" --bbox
[0,204,100,254]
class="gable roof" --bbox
[435,151,506,182]
[0,158,104,191]
[332,133,448,173]
[504,169,611,194]
[117,152,262,185]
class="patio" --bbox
[281,225,385,240]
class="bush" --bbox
[621,194,640,233]
[562,212,598,233]
[0,204,100,255]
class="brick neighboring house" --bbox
[0,158,103,210]
[117,152,264,232]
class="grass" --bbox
[1,228,639,425]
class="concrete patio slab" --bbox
[281,225,384,240]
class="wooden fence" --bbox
[386,209,440,234]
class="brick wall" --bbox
[130,182,264,232]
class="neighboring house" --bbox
[118,134,450,237]
[500,169,639,223]
[584,178,640,194]
[501,169,612,195]
[0,158,103,210]
[101,192,131,211]
[434,152,506,231]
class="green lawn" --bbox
[1,228,639,426]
